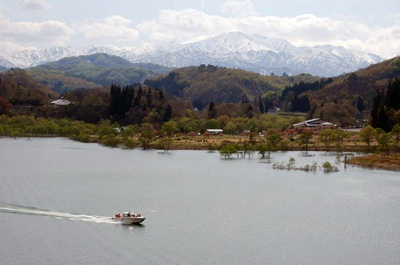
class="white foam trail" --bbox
[0,205,117,224]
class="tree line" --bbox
[371,78,400,132]
[279,79,333,112]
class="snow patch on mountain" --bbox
[0,32,384,76]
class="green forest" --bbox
[0,55,399,155]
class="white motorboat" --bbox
[112,212,145,224]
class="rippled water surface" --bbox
[0,138,399,265]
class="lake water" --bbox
[0,138,399,265]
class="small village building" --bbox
[241,130,251,136]
[206,129,223,135]
[292,118,336,129]
[50,98,71,106]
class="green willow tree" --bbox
[157,137,174,152]
[219,144,237,159]
[319,129,333,151]
[360,125,376,151]
[377,133,392,156]
[161,121,178,137]
[139,123,155,149]
[332,129,347,154]
[299,130,313,153]
[391,124,400,151]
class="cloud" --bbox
[0,14,74,47]
[1,5,398,58]
[221,0,258,18]
[0,11,72,53]
[75,16,140,42]
[0,41,35,54]
[137,9,400,58]
[20,0,49,10]
[137,9,235,42]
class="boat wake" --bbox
[0,203,117,224]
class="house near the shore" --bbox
[50,98,71,106]
[292,118,336,129]
[206,129,223,135]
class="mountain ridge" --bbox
[1,32,383,77]
[144,64,320,108]
[26,53,171,92]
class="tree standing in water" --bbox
[299,129,313,154]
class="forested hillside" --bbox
[0,69,57,105]
[27,53,167,90]
[309,56,400,105]
[27,68,99,94]
[107,84,193,126]
[2,55,399,129]
[144,64,319,109]
[275,57,400,126]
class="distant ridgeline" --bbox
[27,53,170,93]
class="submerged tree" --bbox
[299,130,313,153]
[157,137,174,152]
[257,142,268,158]
[219,144,237,159]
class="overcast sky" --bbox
[1,0,399,57]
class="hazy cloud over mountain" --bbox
[74,16,140,42]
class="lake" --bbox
[0,138,399,265]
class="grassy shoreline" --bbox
[347,154,400,171]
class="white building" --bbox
[292,118,335,129]
[50,98,71,106]
[206,129,223,135]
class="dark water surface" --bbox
[0,138,399,265]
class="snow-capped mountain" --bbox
[0,57,14,68]
[0,46,121,68]
[0,32,384,76]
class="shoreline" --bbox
[2,136,399,171]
